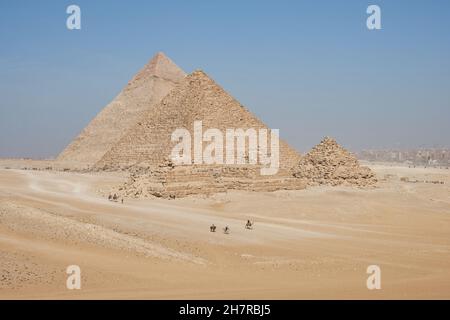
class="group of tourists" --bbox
[209,220,254,234]
[108,193,123,204]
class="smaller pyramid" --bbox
[293,137,376,187]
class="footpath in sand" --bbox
[0,164,450,299]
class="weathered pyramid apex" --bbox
[184,70,214,84]
[190,69,208,77]
[140,52,186,81]
[320,136,338,145]
[154,51,167,58]
[147,51,168,64]
[148,52,172,65]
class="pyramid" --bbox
[293,137,377,187]
[95,70,302,171]
[96,70,305,198]
[57,52,186,165]
[114,160,306,199]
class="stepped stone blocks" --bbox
[95,70,302,171]
[95,69,304,198]
[114,160,306,199]
[57,52,186,165]
[293,137,377,187]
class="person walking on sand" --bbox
[121,198,124,204]
[210,224,216,232]
[223,226,230,234]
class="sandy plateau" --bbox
[0,161,449,299]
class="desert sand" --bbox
[1,162,449,299]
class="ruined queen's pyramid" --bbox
[293,137,376,187]
[57,52,186,165]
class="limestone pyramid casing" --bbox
[95,70,302,171]
[57,52,186,165]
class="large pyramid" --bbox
[96,70,305,198]
[293,137,377,187]
[95,70,302,171]
[57,52,186,165]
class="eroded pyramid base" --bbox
[112,161,306,199]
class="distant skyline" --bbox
[1,0,449,158]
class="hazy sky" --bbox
[1,0,449,158]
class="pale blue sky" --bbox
[1,0,449,158]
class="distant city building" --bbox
[358,148,450,167]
